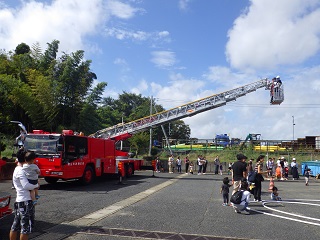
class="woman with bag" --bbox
[253,155,265,202]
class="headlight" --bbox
[0,197,10,208]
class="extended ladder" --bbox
[92,78,278,139]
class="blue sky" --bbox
[1,0,320,141]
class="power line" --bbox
[227,103,320,109]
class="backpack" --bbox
[248,171,257,182]
[230,190,243,204]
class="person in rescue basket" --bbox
[10,149,39,240]
[232,181,250,214]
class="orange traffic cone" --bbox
[268,177,274,192]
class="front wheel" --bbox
[44,177,59,184]
[80,166,95,185]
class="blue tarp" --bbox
[301,161,320,176]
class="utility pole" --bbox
[120,113,124,150]
[292,115,295,141]
[149,96,153,156]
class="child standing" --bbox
[305,168,310,186]
[220,177,232,206]
[271,186,282,201]
[23,151,40,204]
[189,162,194,174]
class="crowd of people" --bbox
[158,153,306,216]
[157,154,224,175]
[225,153,307,214]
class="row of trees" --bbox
[0,40,190,155]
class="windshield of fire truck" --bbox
[24,134,60,154]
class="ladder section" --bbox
[93,79,269,139]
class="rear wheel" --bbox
[81,166,95,185]
[126,164,134,177]
[44,177,59,184]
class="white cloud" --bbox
[113,57,131,73]
[0,0,143,53]
[151,73,206,109]
[106,0,142,19]
[178,0,192,11]
[131,79,149,95]
[0,0,109,53]
[150,51,176,69]
[226,0,320,70]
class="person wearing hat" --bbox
[291,158,299,180]
[9,149,39,240]
[231,153,248,195]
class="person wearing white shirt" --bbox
[291,158,299,180]
[10,150,39,240]
[168,155,174,173]
[232,181,251,214]
[197,155,203,175]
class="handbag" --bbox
[256,173,264,182]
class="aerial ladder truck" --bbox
[4,78,283,186]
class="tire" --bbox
[44,177,59,184]
[126,164,134,177]
[81,166,95,185]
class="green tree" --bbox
[128,132,149,156]
[54,50,97,128]
[78,82,107,135]
[168,120,191,141]
[15,43,30,55]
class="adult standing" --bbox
[202,157,208,174]
[231,153,248,195]
[197,155,203,175]
[10,149,39,240]
[214,155,220,175]
[291,158,299,180]
[176,156,182,173]
[253,155,265,202]
[156,157,161,173]
[184,156,190,174]
[168,155,174,173]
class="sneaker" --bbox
[222,203,226,206]
[235,209,241,214]
[253,199,258,202]
[33,200,38,205]
[243,209,250,215]
[35,195,40,199]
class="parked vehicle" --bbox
[214,134,230,147]
[23,130,151,184]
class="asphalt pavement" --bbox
[1,171,320,240]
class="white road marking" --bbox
[64,174,186,227]
[250,199,320,227]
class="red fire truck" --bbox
[23,130,148,184]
